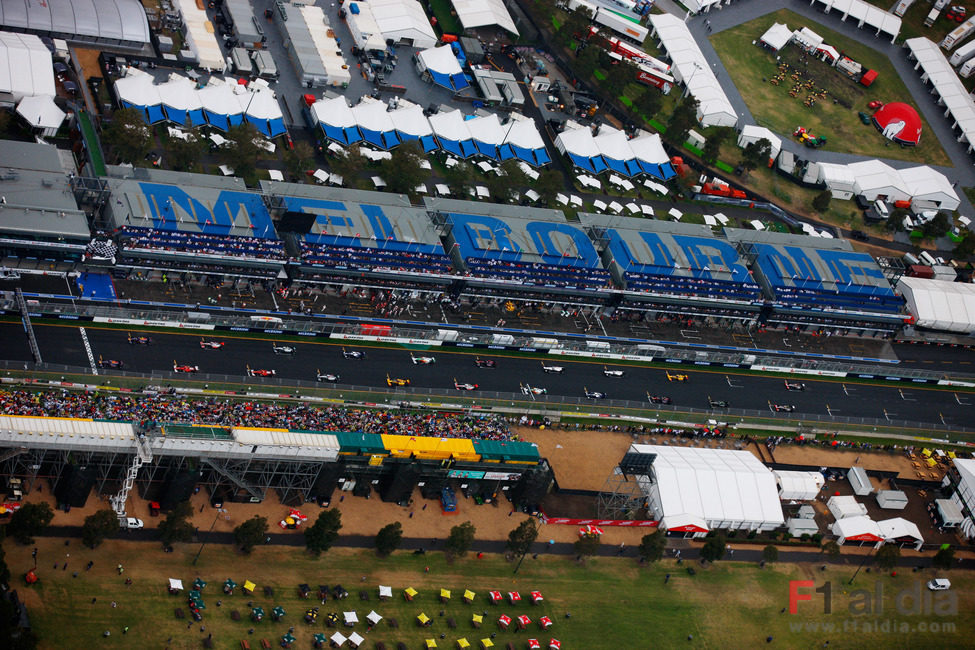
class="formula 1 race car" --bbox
[342,348,365,359]
[98,355,123,369]
[453,378,478,391]
[647,393,672,405]
[247,365,276,377]
[602,367,625,377]
[386,374,411,387]
[771,403,796,413]
[784,381,806,391]
[708,396,730,408]
[666,372,688,382]
[173,361,199,373]
[272,344,296,355]
[474,357,496,368]
[584,387,606,399]
[520,383,547,396]
[200,339,225,350]
[316,370,339,383]
[541,363,564,374]
[128,334,152,345]
[410,353,436,365]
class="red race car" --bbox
[247,365,276,377]
[474,356,497,368]
[173,361,199,373]
[200,339,225,349]
[454,379,478,391]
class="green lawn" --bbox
[9,538,974,649]
[710,9,951,166]
[429,0,463,36]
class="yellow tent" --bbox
[404,587,418,601]
[922,448,932,457]
[426,640,438,649]
[417,613,431,626]
[457,640,470,649]
[463,589,476,603]
[949,451,958,459]
[471,613,483,627]
[926,457,937,467]
[440,588,451,601]
[480,639,494,649]
[243,580,256,593]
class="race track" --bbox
[7,322,972,429]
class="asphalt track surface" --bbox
[6,323,973,429]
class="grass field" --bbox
[8,538,973,649]
[710,9,951,166]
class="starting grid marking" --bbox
[79,327,97,375]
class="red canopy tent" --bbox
[488,591,502,604]
[517,615,531,630]
[528,641,541,650]
[508,591,521,605]
[539,616,553,630]
[549,640,561,650]
[497,615,511,630]
[530,591,543,604]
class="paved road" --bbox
[10,321,975,429]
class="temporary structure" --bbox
[773,470,825,501]
[897,276,975,334]
[876,490,908,510]
[832,515,883,544]
[848,466,873,496]
[827,495,867,520]
[416,46,468,91]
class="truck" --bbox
[252,49,278,80]
[564,0,648,43]
[940,16,975,49]
[949,38,975,65]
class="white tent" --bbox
[898,166,960,211]
[345,2,388,51]
[953,458,975,539]
[847,160,909,204]
[896,276,975,334]
[818,162,858,200]
[450,0,518,35]
[810,0,901,42]
[827,495,867,520]
[936,498,964,527]
[793,27,823,52]
[0,31,55,102]
[632,444,784,535]
[906,38,975,156]
[467,113,507,159]
[311,96,360,145]
[760,23,792,51]
[876,490,908,510]
[832,515,884,544]
[368,0,437,49]
[737,125,782,165]
[787,517,820,537]
[848,466,873,496]
[352,98,398,149]
[176,0,226,71]
[388,100,436,152]
[555,123,602,174]
[429,109,475,158]
[649,14,737,127]
[169,578,184,591]
[416,45,467,91]
[16,95,65,136]
[773,470,824,501]
[878,517,923,549]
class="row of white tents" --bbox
[905,37,975,158]
[817,159,960,212]
[310,95,551,166]
[115,68,285,137]
[554,121,675,180]
[0,31,65,136]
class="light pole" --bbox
[683,62,703,98]
[192,507,227,566]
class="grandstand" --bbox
[725,229,905,332]
[0,409,543,508]
[579,214,763,320]
[431,198,611,294]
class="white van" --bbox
[918,250,937,266]
[927,578,951,591]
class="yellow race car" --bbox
[386,374,411,387]
[666,372,688,382]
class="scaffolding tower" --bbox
[595,451,655,520]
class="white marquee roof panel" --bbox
[450,0,518,34]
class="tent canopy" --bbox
[760,22,792,51]
[0,31,55,102]
[16,94,65,131]
[831,515,883,542]
[417,46,469,91]
[773,470,824,501]
[897,276,975,334]
[450,0,518,34]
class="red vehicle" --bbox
[200,339,225,349]
[453,379,478,391]
[647,393,672,405]
[247,365,276,377]
[474,357,497,368]
[173,361,199,373]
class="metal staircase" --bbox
[110,434,153,521]
[201,458,263,501]
[15,288,42,364]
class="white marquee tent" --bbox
[905,38,975,156]
[773,470,824,501]
[760,22,792,51]
[450,0,518,35]
[632,444,784,536]
[878,517,924,549]
[809,0,901,42]
[369,0,437,49]
[819,159,958,210]
[15,95,65,136]
[827,495,867,520]
[896,276,975,334]
[832,515,884,544]
[738,125,782,166]
[649,14,736,127]
[952,458,975,539]
[0,31,55,102]
[176,0,226,72]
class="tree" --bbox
[0,594,38,650]
[328,144,366,187]
[380,141,425,195]
[304,508,342,557]
[157,501,194,547]
[374,522,403,557]
[955,229,975,260]
[445,521,476,559]
[284,141,315,182]
[665,94,700,146]
[822,540,841,558]
[535,169,564,205]
[932,546,955,570]
[702,127,732,164]
[560,7,592,49]
[922,212,950,240]
[812,190,832,213]
[633,88,662,119]
[699,535,727,563]
[506,519,539,558]
[102,107,151,164]
[233,515,268,554]
[740,138,772,176]
[637,532,666,564]
[573,534,601,562]
[7,502,53,545]
[486,162,527,203]
[0,531,11,585]
[874,544,900,571]
[221,123,263,185]
[762,544,779,565]
[573,43,602,79]
[165,132,206,172]
[81,509,119,549]
[443,161,474,197]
